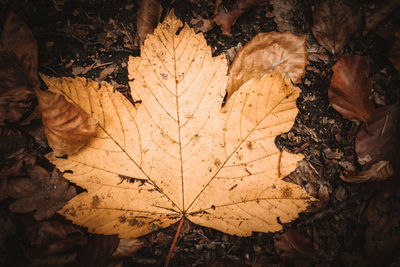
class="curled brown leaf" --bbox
[37,78,97,156]
[311,0,361,54]
[136,0,162,46]
[341,160,394,183]
[227,31,307,97]
[329,55,375,121]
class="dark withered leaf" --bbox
[329,55,375,121]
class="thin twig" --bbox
[164,216,185,267]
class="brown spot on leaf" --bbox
[118,216,127,223]
[246,141,253,150]
[280,186,293,198]
[214,158,221,168]
[91,195,101,209]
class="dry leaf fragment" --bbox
[274,229,317,265]
[112,238,144,258]
[270,0,304,34]
[7,165,76,220]
[311,0,361,54]
[356,105,399,169]
[48,11,312,239]
[136,0,162,46]
[214,0,264,35]
[329,55,375,121]
[227,31,307,97]
[37,78,98,156]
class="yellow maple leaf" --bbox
[43,11,313,238]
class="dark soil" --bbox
[1,0,400,266]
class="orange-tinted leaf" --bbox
[312,0,361,54]
[227,31,307,97]
[329,55,375,121]
[214,0,264,35]
[8,165,76,220]
[356,105,399,169]
[136,0,162,46]
[274,229,317,264]
[37,77,97,156]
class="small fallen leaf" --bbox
[227,31,307,97]
[136,0,162,46]
[341,160,394,183]
[191,16,214,33]
[48,12,313,238]
[311,0,361,54]
[355,105,399,169]
[274,229,317,265]
[7,165,77,220]
[214,0,264,35]
[363,0,400,35]
[37,79,98,156]
[329,55,375,121]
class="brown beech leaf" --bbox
[136,0,162,46]
[37,78,98,156]
[214,0,264,35]
[7,165,76,220]
[311,0,361,54]
[390,33,400,72]
[48,12,313,238]
[0,13,37,124]
[356,105,399,169]
[274,229,317,265]
[328,55,375,121]
[227,31,307,97]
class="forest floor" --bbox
[0,0,399,266]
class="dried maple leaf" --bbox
[329,55,375,121]
[214,0,264,35]
[37,79,98,156]
[0,13,37,124]
[47,12,313,238]
[7,165,76,220]
[311,0,361,54]
[136,0,162,46]
[227,32,307,97]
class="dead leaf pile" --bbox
[42,11,313,239]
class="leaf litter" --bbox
[1,0,400,266]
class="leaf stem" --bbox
[164,216,185,267]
